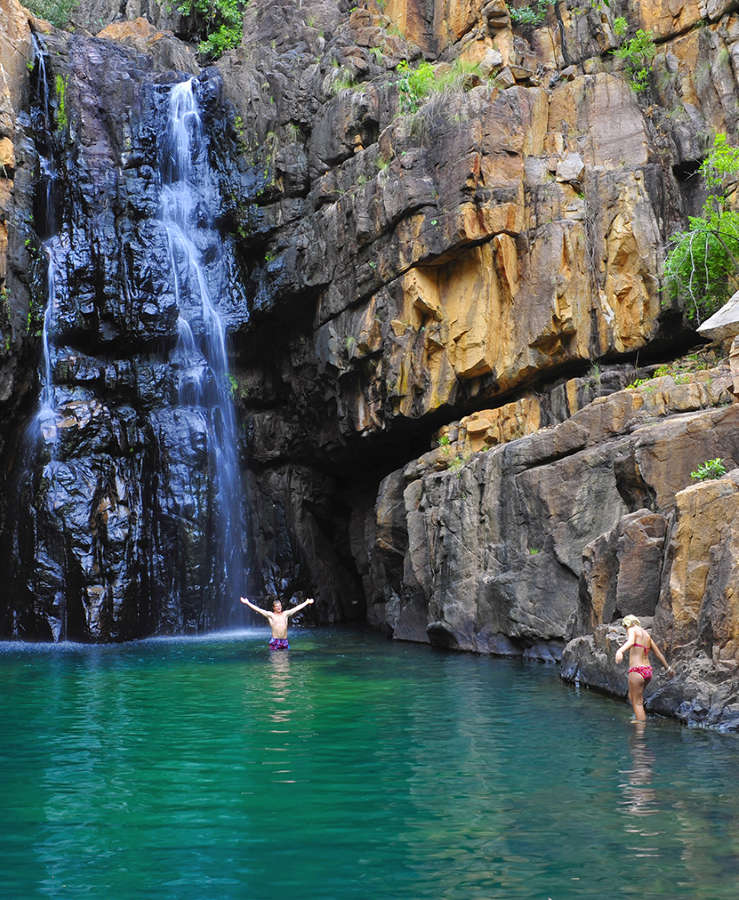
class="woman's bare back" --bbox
[627,626,651,665]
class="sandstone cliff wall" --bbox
[210,0,739,637]
[213,0,739,724]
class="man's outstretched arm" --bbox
[240,597,272,619]
[285,598,315,618]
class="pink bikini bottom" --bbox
[629,665,652,683]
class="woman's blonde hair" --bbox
[622,614,641,628]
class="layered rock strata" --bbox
[354,365,737,648]
[202,0,738,624]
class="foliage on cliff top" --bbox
[172,0,246,59]
[23,0,78,29]
[663,133,739,325]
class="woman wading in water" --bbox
[615,615,674,722]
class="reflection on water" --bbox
[267,646,292,718]
[620,722,660,858]
[622,722,657,816]
[1,629,738,900]
[265,650,295,784]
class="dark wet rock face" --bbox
[4,33,249,641]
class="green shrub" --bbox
[508,1,552,29]
[396,57,486,115]
[55,74,68,130]
[448,453,467,472]
[663,211,739,322]
[200,20,243,57]
[396,60,436,113]
[613,28,656,92]
[171,0,246,59]
[690,458,727,481]
[663,133,739,324]
[700,131,739,190]
[626,377,652,390]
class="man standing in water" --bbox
[240,596,315,650]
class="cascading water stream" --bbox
[159,77,244,608]
[29,32,64,452]
[36,241,59,445]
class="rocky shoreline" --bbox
[561,620,739,732]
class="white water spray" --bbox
[30,33,64,453]
[160,78,244,603]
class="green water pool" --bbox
[2,628,737,899]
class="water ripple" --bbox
[1,629,737,899]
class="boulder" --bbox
[697,291,739,344]
[576,509,669,636]
[655,468,739,663]
[561,623,639,699]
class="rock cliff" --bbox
[0,0,737,725]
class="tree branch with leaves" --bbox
[663,133,739,325]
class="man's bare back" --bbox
[240,596,315,648]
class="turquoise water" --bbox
[1,628,737,899]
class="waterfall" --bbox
[29,33,63,452]
[12,58,246,640]
[31,32,49,129]
[159,77,244,610]
[13,32,67,640]
[35,241,60,446]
